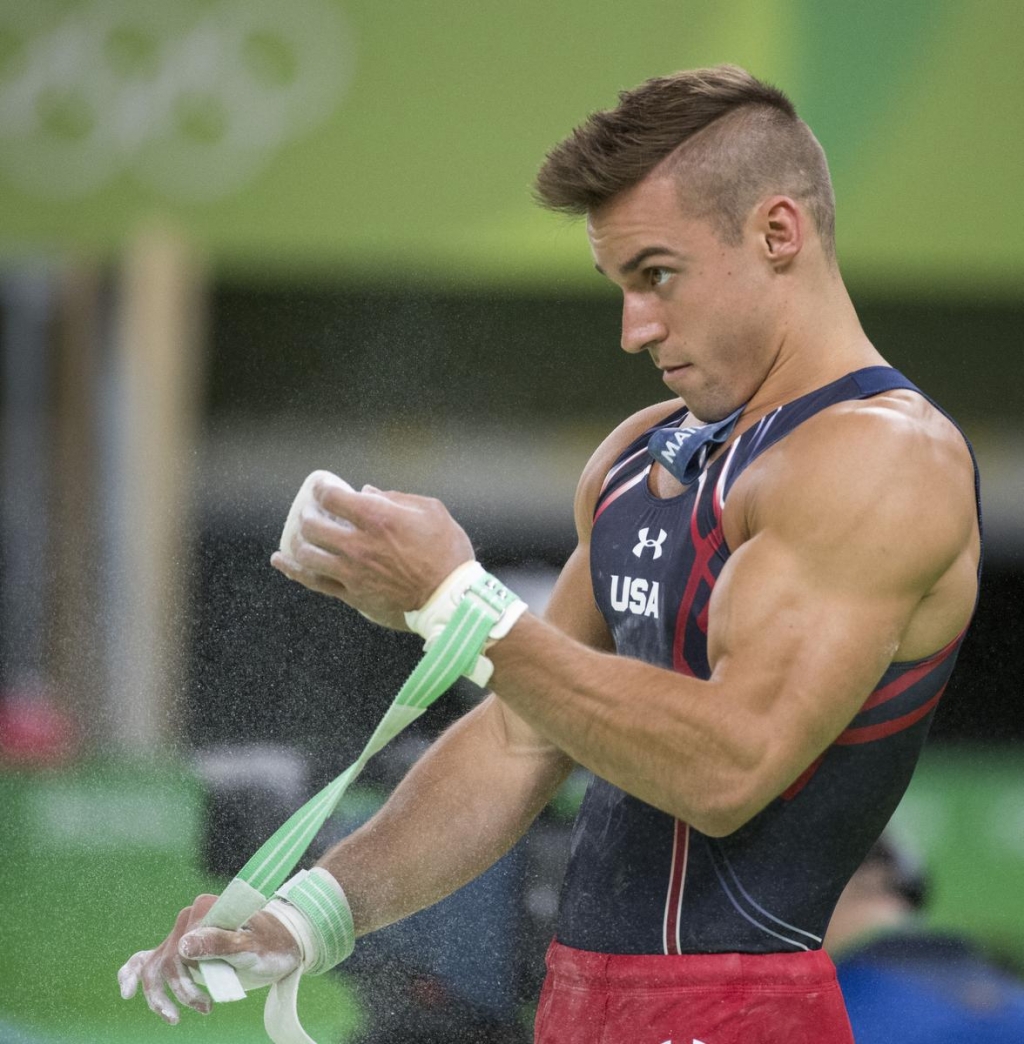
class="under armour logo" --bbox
[633,527,668,559]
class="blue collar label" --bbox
[647,404,745,486]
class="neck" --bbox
[742,273,884,427]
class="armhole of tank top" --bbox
[596,405,689,509]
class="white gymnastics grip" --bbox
[279,471,354,557]
[188,877,268,1002]
[265,968,318,1044]
[191,959,247,1003]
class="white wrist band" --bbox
[268,868,355,976]
[404,561,487,642]
[405,562,527,687]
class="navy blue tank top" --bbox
[555,367,981,955]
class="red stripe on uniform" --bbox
[783,640,961,798]
[858,632,963,712]
[598,445,649,496]
[781,753,826,801]
[593,467,649,524]
[663,820,689,955]
[672,474,724,675]
[835,687,946,745]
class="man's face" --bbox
[588,173,782,422]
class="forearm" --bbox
[489,614,763,835]
[317,695,572,936]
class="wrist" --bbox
[265,867,355,976]
[405,561,487,642]
[404,562,527,687]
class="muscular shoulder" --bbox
[744,390,975,532]
[573,398,683,539]
[732,390,979,648]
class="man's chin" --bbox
[678,394,738,425]
[675,381,748,424]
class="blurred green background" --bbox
[1,1,1021,1042]
[3,0,1022,294]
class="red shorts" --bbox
[534,940,853,1044]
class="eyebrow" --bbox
[594,246,686,278]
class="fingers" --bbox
[192,893,220,915]
[360,486,427,509]
[296,503,359,559]
[139,944,210,1023]
[120,948,183,1025]
[313,477,376,524]
[118,946,207,1013]
[139,957,184,1024]
[165,954,212,1017]
[120,896,220,1024]
[178,917,301,991]
[273,476,474,616]
[270,551,351,600]
[278,485,365,572]
[117,948,150,1000]
[314,478,423,531]
[179,926,251,961]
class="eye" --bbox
[646,266,672,288]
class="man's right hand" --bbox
[117,893,300,1024]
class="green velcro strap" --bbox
[203,567,521,917]
[196,566,522,1044]
[275,868,355,976]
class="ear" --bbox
[759,196,802,267]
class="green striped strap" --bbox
[274,868,355,975]
[194,570,522,1016]
[235,582,504,898]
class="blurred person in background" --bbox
[826,833,1024,1042]
[122,64,982,1044]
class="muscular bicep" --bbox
[706,530,908,780]
[705,409,976,812]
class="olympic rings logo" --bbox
[0,0,354,201]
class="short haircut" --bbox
[534,64,836,258]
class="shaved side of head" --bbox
[535,64,836,259]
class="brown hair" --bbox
[534,65,836,257]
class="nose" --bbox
[620,293,667,355]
